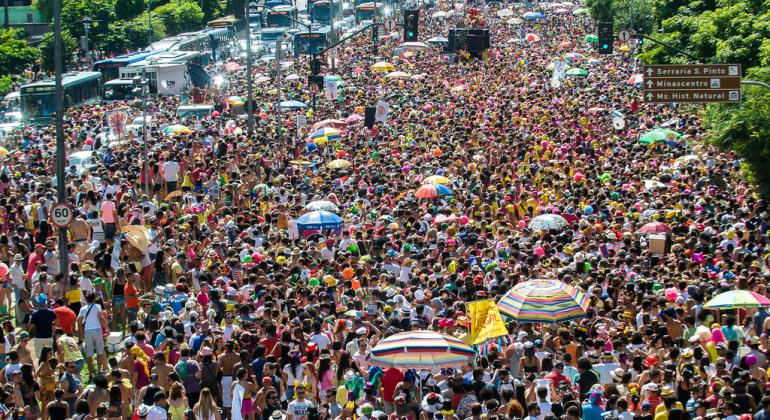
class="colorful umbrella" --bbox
[528,214,569,231]
[296,211,344,231]
[279,100,309,109]
[585,34,599,43]
[344,310,364,317]
[326,159,353,169]
[225,96,246,105]
[704,290,770,309]
[627,74,644,85]
[415,184,452,199]
[522,11,544,19]
[309,127,343,142]
[433,214,458,224]
[370,61,396,72]
[565,68,589,76]
[638,128,682,145]
[368,330,476,369]
[305,200,340,212]
[384,71,412,80]
[162,125,192,134]
[525,33,541,42]
[424,175,451,185]
[497,279,590,323]
[638,221,671,234]
[564,52,584,62]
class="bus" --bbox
[260,27,288,45]
[264,5,298,28]
[355,2,380,22]
[93,51,158,82]
[20,72,102,122]
[310,0,342,25]
[200,28,235,62]
[293,26,332,57]
[149,32,210,54]
[207,15,246,34]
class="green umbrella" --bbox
[584,34,598,43]
[638,128,682,145]
[565,68,588,76]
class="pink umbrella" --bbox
[559,41,574,48]
[627,74,644,85]
[433,214,458,224]
[255,76,271,83]
[312,119,348,131]
[345,114,363,123]
[225,62,241,72]
[526,33,541,42]
[638,221,671,234]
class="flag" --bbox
[466,299,508,345]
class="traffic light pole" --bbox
[631,33,703,63]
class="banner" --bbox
[466,299,508,345]
[325,82,338,100]
[375,100,389,122]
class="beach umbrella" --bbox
[497,279,590,323]
[638,221,671,234]
[225,62,241,72]
[415,184,452,199]
[255,76,271,83]
[305,200,340,212]
[424,175,451,185]
[638,128,682,145]
[225,96,245,105]
[312,119,347,130]
[279,100,308,109]
[522,11,544,19]
[162,124,192,134]
[433,214,458,225]
[673,154,702,168]
[506,17,523,25]
[584,34,599,43]
[572,7,587,15]
[565,68,589,76]
[704,290,770,309]
[528,214,569,231]
[370,61,396,72]
[564,52,584,62]
[309,127,343,142]
[643,179,667,190]
[369,330,476,369]
[497,8,514,17]
[326,159,353,169]
[627,74,644,85]
[400,42,429,51]
[296,211,344,231]
[289,160,312,166]
[525,33,541,42]
[286,74,301,81]
[384,71,412,80]
[427,36,449,44]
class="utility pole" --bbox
[54,0,68,280]
[141,70,150,194]
[147,2,153,45]
[275,34,283,138]
[246,1,259,134]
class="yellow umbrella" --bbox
[424,175,451,184]
[326,159,353,169]
[0,147,9,157]
[289,160,312,166]
[165,190,183,201]
[619,44,630,52]
[370,61,396,72]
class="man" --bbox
[52,298,77,335]
[29,294,57,359]
[147,391,169,420]
[100,193,117,241]
[287,384,316,420]
[162,154,180,193]
[217,340,240,414]
[575,357,599,401]
[176,347,202,407]
[60,360,83,414]
[151,352,176,391]
[54,328,85,377]
[139,373,163,407]
[12,332,33,365]
[754,395,770,420]
[77,292,108,377]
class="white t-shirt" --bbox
[287,398,315,418]
[146,405,168,420]
[310,333,331,351]
[162,161,180,182]
[79,303,103,330]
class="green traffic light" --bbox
[602,44,608,49]
[408,31,414,37]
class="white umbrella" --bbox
[384,71,412,79]
[286,74,301,81]
[673,154,702,168]
[305,200,340,212]
[400,41,429,51]
[496,8,514,17]
[528,214,569,231]
[432,11,450,18]
[506,17,523,25]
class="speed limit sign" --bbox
[51,203,73,228]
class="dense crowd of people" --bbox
[0,0,767,419]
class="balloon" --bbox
[432,148,442,157]
[573,172,584,182]
[212,111,220,117]
[354,67,363,75]
[85,138,93,145]
[424,104,433,111]
[342,267,354,280]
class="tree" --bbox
[39,30,78,72]
[0,29,39,75]
[115,0,145,20]
[60,0,115,43]
[32,0,53,22]
[199,0,220,23]
[612,0,656,34]
[704,68,770,196]
[586,0,614,23]
[153,1,203,34]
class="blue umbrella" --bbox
[279,100,309,109]
[436,184,453,196]
[296,211,344,230]
[523,11,545,19]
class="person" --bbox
[286,383,315,420]
[176,346,201,408]
[147,391,169,420]
[232,367,258,420]
[28,294,56,359]
[167,382,189,420]
[60,359,83,414]
[193,387,221,420]
[54,328,85,377]
[77,292,107,377]
[46,388,70,420]
[100,193,117,241]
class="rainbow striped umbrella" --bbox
[704,290,770,309]
[497,279,590,323]
[369,330,475,369]
[415,183,452,199]
[309,127,342,143]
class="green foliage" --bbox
[32,0,54,22]
[611,0,656,34]
[115,0,145,20]
[705,68,770,196]
[153,1,204,34]
[60,0,115,49]
[586,0,614,22]
[198,0,221,23]
[0,76,12,96]
[39,30,78,72]
[0,29,39,75]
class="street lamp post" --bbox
[246,1,260,135]
[133,71,151,194]
[147,1,153,45]
[53,0,68,280]
[275,34,283,139]
[81,17,92,64]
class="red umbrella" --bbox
[638,222,671,234]
[627,74,643,85]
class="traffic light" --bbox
[310,57,321,76]
[404,10,419,42]
[598,22,613,54]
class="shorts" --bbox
[83,329,105,357]
[34,337,53,360]
[104,223,116,240]
[112,295,126,307]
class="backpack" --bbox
[175,359,189,380]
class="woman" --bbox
[519,343,541,375]
[193,387,222,420]
[303,361,319,401]
[106,385,124,420]
[168,382,189,420]
[317,354,336,403]
[19,363,41,418]
[37,346,56,418]
[232,367,258,420]
[130,345,151,403]
[283,353,304,401]
[46,388,70,420]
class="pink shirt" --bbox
[100,201,116,223]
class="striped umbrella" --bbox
[368,330,475,369]
[497,279,590,323]
[309,127,343,143]
[704,290,770,309]
[162,124,192,134]
[415,184,452,199]
[424,175,451,185]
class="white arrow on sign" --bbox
[645,67,653,76]
[646,80,653,89]
[646,92,653,101]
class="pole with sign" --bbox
[643,64,742,103]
